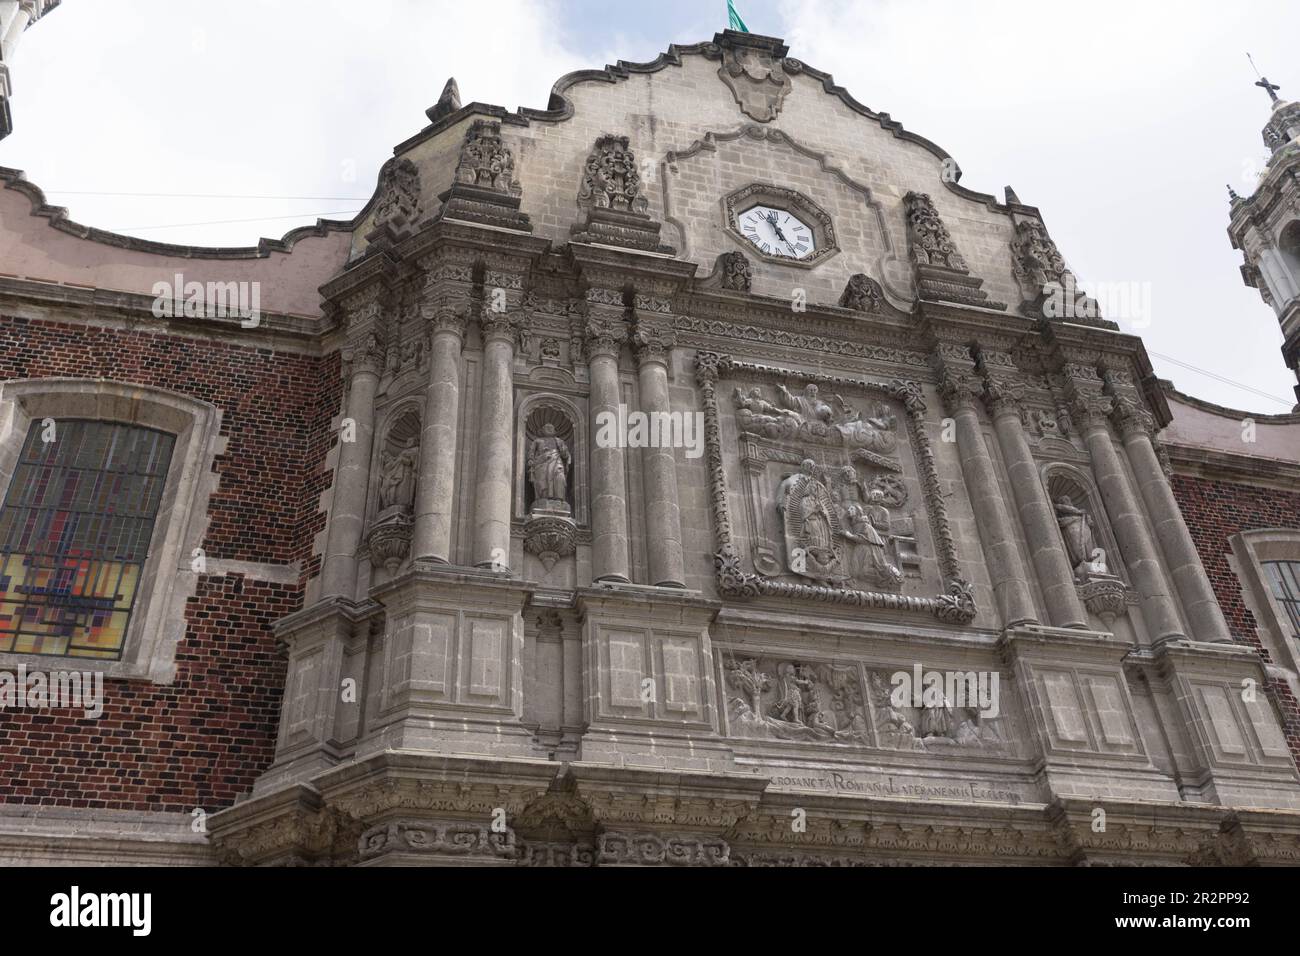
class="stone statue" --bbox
[528,424,571,505]
[1055,495,1107,577]
[378,439,419,512]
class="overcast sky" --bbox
[1,0,1296,412]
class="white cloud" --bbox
[779,0,1299,410]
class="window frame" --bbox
[1230,529,1300,701]
[0,379,222,683]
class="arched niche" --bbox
[1279,220,1300,302]
[368,403,422,524]
[514,394,587,525]
[1042,463,1126,585]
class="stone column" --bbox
[472,307,519,571]
[935,369,1038,627]
[1115,403,1233,643]
[586,315,631,583]
[411,306,467,565]
[986,385,1090,629]
[321,324,384,601]
[633,321,686,588]
[1075,396,1185,642]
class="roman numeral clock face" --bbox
[739,204,816,261]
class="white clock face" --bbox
[738,204,816,260]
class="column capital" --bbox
[584,315,629,361]
[981,376,1025,420]
[422,302,469,339]
[344,328,386,378]
[479,303,528,350]
[1070,392,1114,433]
[935,366,981,416]
[1110,394,1156,440]
[632,321,677,368]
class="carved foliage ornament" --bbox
[577,135,648,214]
[903,192,967,271]
[373,158,422,229]
[839,274,884,314]
[454,120,521,196]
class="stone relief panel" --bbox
[724,655,869,744]
[718,651,1020,756]
[698,353,975,625]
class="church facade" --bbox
[1,29,1299,867]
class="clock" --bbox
[723,183,838,269]
[738,205,816,261]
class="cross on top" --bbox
[1256,76,1281,103]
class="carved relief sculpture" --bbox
[698,353,976,625]
[725,656,867,744]
[372,159,422,232]
[715,33,794,123]
[437,120,532,230]
[719,250,753,292]
[571,134,674,252]
[839,274,884,314]
[903,192,1005,310]
[1010,218,1099,322]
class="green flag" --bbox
[728,0,749,32]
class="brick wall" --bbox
[0,315,338,811]
[1172,473,1300,771]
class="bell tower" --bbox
[0,0,59,140]
[1228,70,1300,408]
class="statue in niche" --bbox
[777,461,846,586]
[527,423,572,507]
[378,439,419,512]
[1054,496,1108,579]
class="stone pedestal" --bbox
[576,586,733,772]
[355,568,537,759]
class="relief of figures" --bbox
[734,382,898,454]
[776,459,904,591]
[726,657,868,744]
[868,673,1005,751]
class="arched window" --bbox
[1264,560,1300,637]
[0,420,174,660]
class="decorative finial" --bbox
[426,77,462,122]
[1227,184,1241,202]
[1248,53,1281,104]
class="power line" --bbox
[113,210,364,232]
[1148,351,1293,408]
[45,190,372,201]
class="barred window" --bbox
[0,420,175,660]
[1264,561,1300,639]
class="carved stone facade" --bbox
[3,26,1300,868]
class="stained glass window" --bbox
[1264,561,1300,639]
[0,420,174,660]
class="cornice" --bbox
[0,166,355,259]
